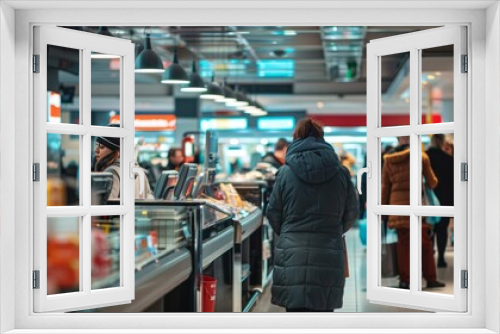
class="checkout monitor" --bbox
[154,170,179,200]
[91,172,113,205]
[173,163,198,200]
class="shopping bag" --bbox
[343,236,349,278]
[381,242,399,277]
[423,186,441,225]
[381,220,399,277]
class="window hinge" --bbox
[461,270,468,289]
[461,163,468,181]
[33,54,40,73]
[461,54,468,73]
[33,163,40,182]
[33,270,40,289]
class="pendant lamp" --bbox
[226,92,250,107]
[97,26,114,37]
[215,81,237,103]
[135,33,164,73]
[161,48,189,84]
[181,61,207,93]
[200,75,224,100]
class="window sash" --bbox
[366,26,467,312]
[33,25,136,313]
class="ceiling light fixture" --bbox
[248,110,268,117]
[200,75,224,100]
[97,26,114,37]
[135,30,164,74]
[215,81,237,103]
[161,48,189,84]
[181,61,207,93]
[227,92,250,107]
[91,53,120,59]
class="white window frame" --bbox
[33,26,136,313]
[0,2,499,333]
[366,26,467,312]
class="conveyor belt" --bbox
[239,210,262,242]
[98,248,191,312]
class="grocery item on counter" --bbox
[135,235,150,263]
[218,183,256,213]
[219,183,244,208]
[91,228,113,279]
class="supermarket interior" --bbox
[45,26,456,313]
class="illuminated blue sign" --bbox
[200,118,248,131]
[257,60,294,78]
[257,117,295,130]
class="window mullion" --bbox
[409,47,420,293]
[82,48,92,295]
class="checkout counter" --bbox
[92,199,264,313]
[86,132,274,313]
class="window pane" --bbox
[380,136,410,206]
[420,216,454,295]
[91,136,121,205]
[47,45,80,124]
[380,52,410,127]
[91,52,121,126]
[421,134,454,206]
[92,215,121,290]
[380,215,409,290]
[421,45,454,124]
[47,216,80,295]
[47,133,80,206]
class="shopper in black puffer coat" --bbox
[267,118,358,312]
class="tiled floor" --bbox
[252,226,454,313]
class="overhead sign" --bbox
[200,118,248,131]
[257,117,295,130]
[110,114,176,131]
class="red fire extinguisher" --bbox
[182,135,195,163]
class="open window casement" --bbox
[33,26,136,312]
[365,26,467,312]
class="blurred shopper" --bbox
[359,154,367,218]
[166,148,184,171]
[426,134,454,268]
[381,136,445,289]
[267,119,358,312]
[93,124,153,200]
[443,139,454,157]
[340,152,356,176]
[262,138,288,169]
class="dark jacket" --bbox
[267,136,358,311]
[426,147,454,206]
[262,152,283,169]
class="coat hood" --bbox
[285,136,341,184]
[384,147,410,164]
